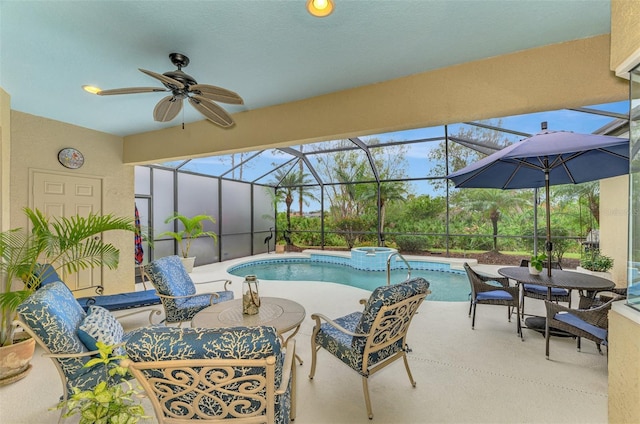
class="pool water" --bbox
[228,260,469,302]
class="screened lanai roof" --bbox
[153,100,631,190]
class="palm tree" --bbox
[361,181,408,240]
[272,167,317,242]
[455,188,528,251]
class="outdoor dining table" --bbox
[497,266,615,299]
[497,266,616,336]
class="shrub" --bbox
[395,235,428,252]
[580,250,614,272]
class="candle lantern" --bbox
[242,275,261,315]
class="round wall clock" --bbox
[58,148,84,169]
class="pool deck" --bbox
[0,254,608,423]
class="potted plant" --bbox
[54,342,147,423]
[275,240,286,254]
[0,208,135,385]
[158,212,218,272]
[529,253,547,275]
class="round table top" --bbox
[498,266,615,291]
[191,297,306,335]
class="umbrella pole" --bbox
[545,170,552,277]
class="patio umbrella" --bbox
[446,130,629,276]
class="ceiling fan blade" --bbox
[189,95,234,128]
[139,68,185,90]
[153,96,183,122]
[190,84,244,105]
[97,87,167,96]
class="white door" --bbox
[31,170,103,290]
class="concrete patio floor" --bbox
[0,255,609,423]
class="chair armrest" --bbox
[156,292,220,302]
[475,273,510,288]
[545,298,620,328]
[276,339,296,395]
[310,313,367,338]
[193,278,232,291]
[44,349,102,359]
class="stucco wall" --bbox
[600,175,630,286]
[608,303,640,423]
[610,0,640,73]
[0,88,10,231]
[10,111,134,294]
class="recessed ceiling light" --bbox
[307,0,334,17]
[82,85,101,94]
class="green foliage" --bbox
[0,208,135,347]
[54,342,148,424]
[395,235,428,252]
[158,212,217,258]
[333,217,369,248]
[530,253,547,271]
[580,250,614,272]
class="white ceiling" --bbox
[0,1,611,137]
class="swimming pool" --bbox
[227,257,470,302]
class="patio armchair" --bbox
[308,277,430,419]
[122,325,295,423]
[544,292,626,359]
[464,263,522,338]
[519,259,570,319]
[15,281,133,419]
[144,255,234,325]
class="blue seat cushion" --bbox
[524,284,569,297]
[553,312,608,341]
[77,289,160,312]
[476,290,513,301]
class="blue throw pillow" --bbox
[77,305,124,352]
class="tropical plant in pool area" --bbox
[0,208,135,347]
[158,212,218,258]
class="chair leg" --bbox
[309,332,318,379]
[468,299,472,317]
[402,352,417,388]
[545,319,551,359]
[471,303,477,329]
[577,336,581,352]
[507,306,511,322]
[362,376,374,420]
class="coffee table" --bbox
[191,296,306,352]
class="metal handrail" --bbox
[386,252,411,285]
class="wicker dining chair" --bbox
[464,262,522,339]
[544,292,626,359]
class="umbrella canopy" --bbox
[446,130,629,276]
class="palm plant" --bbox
[0,208,135,347]
[158,212,218,258]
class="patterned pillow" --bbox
[77,305,124,352]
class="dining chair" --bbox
[464,263,522,339]
[544,292,626,358]
[519,259,571,319]
[308,277,430,419]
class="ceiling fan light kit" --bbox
[95,53,243,128]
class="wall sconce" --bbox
[307,0,334,17]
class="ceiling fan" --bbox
[97,53,243,128]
